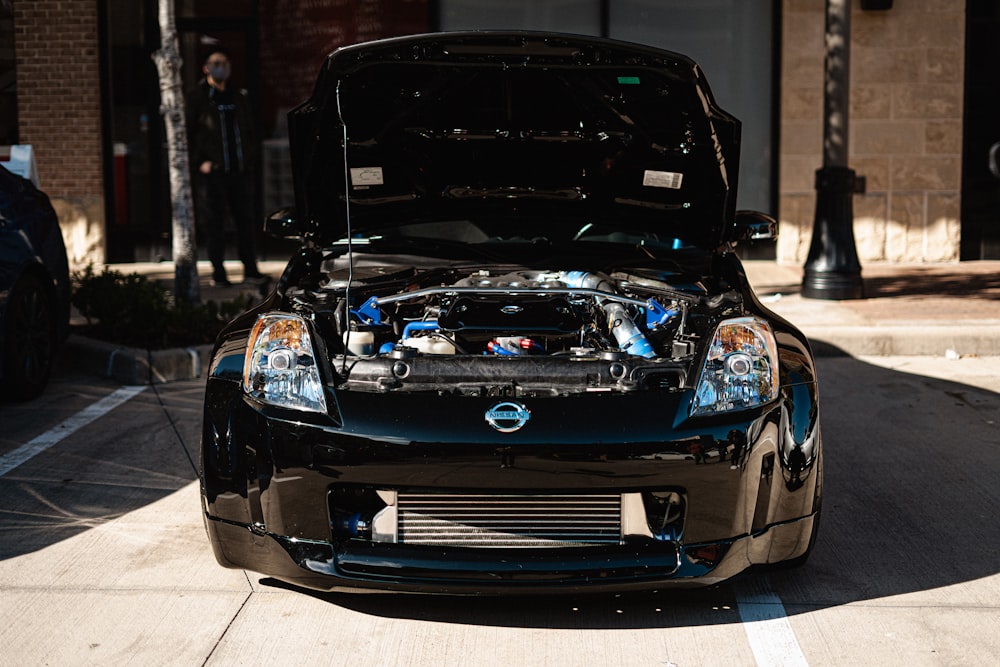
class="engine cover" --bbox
[438,295,585,333]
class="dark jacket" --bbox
[187,79,258,173]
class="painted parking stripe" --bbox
[0,385,148,477]
[735,576,809,667]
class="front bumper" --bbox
[205,512,817,594]
[201,378,821,593]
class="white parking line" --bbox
[735,576,810,667]
[0,385,148,477]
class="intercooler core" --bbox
[330,487,686,548]
[397,493,622,547]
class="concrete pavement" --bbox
[2,356,998,665]
[9,258,1000,664]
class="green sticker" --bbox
[617,76,641,85]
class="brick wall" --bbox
[779,0,965,264]
[13,0,105,266]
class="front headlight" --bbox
[243,313,328,413]
[690,317,778,416]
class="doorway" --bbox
[962,0,1000,259]
[101,0,261,262]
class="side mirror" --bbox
[734,210,778,242]
[264,207,301,239]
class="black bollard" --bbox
[802,166,865,299]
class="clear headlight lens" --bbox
[243,313,327,413]
[690,317,778,416]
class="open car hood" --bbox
[287,32,742,250]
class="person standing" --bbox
[187,48,266,287]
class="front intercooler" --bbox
[396,493,622,547]
[330,488,684,547]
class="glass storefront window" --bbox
[610,0,774,214]
[440,0,601,35]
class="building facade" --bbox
[3,0,998,268]
[779,0,968,264]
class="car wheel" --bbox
[2,273,56,401]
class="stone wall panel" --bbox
[891,156,961,191]
[852,157,890,193]
[925,121,963,155]
[776,194,815,264]
[892,83,963,120]
[926,193,962,262]
[850,84,892,120]
[854,193,889,262]
[887,193,925,263]
[853,121,925,156]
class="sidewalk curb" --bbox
[803,324,1000,357]
[61,335,214,385]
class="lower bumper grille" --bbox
[397,493,622,548]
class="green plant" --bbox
[71,265,255,349]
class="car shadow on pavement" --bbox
[258,346,1000,628]
[0,378,202,562]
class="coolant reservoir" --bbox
[401,336,455,355]
[343,330,375,356]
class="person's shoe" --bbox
[242,271,271,285]
[212,276,232,287]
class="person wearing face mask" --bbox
[187,47,266,287]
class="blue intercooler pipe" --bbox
[559,271,656,358]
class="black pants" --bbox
[196,170,259,279]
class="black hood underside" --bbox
[287,32,742,250]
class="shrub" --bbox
[71,265,255,349]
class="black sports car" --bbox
[201,32,821,593]
[0,164,71,401]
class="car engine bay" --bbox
[282,255,748,396]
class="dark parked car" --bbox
[0,164,70,401]
[201,32,821,593]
